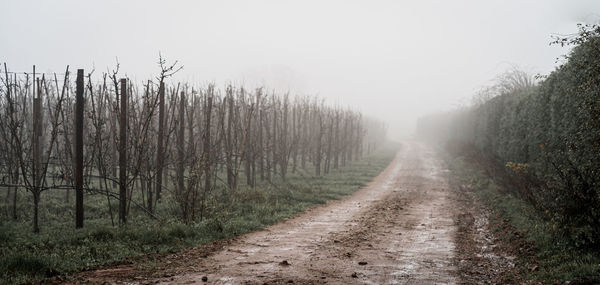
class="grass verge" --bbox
[445,149,600,283]
[0,144,397,284]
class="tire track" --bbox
[163,142,460,284]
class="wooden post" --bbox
[200,94,213,221]
[145,80,153,213]
[33,81,41,186]
[245,96,253,186]
[342,118,347,167]
[32,66,39,190]
[75,69,84,228]
[301,107,307,169]
[119,78,127,224]
[156,82,165,202]
[226,90,234,189]
[10,71,17,220]
[315,115,323,177]
[259,109,264,181]
[32,76,41,233]
[334,111,339,169]
[272,100,277,178]
[177,91,185,198]
[280,97,288,179]
[264,109,271,182]
[292,106,298,173]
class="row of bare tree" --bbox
[0,61,387,232]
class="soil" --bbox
[71,142,523,284]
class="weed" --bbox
[0,144,397,284]
[446,150,600,283]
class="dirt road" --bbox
[73,141,520,284]
[161,142,460,284]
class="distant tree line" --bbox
[417,24,600,249]
[0,58,387,232]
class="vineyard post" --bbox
[244,90,253,186]
[280,95,289,179]
[315,112,323,176]
[291,104,298,173]
[145,80,153,213]
[156,82,165,203]
[272,98,278,178]
[258,108,264,181]
[200,91,213,221]
[32,76,41,233]
[225,89,234,189]
[177,91,185,207]
[33,66,38,191]
[75,69,84,228]
[333,110,340,169]
[119,78,127,224]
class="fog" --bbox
[1,0,599,140]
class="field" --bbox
[0,143,397,284]
[2,5,600,284]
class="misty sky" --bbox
[1,0,599,139]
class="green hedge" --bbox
[418,34,600,248]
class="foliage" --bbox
[505,162,530,175]
[446,147,600,283]
[418,25,600,249]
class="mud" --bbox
[74,142,516,284]
[453,184,520,284]
[161,142,459,284]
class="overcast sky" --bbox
[1,0,599,139]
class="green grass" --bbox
[0,144,397,284]
[445,153,600,283]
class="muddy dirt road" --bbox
[74,142,519,284]
[160,142,460,284]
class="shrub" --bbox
[418,26,600,249]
